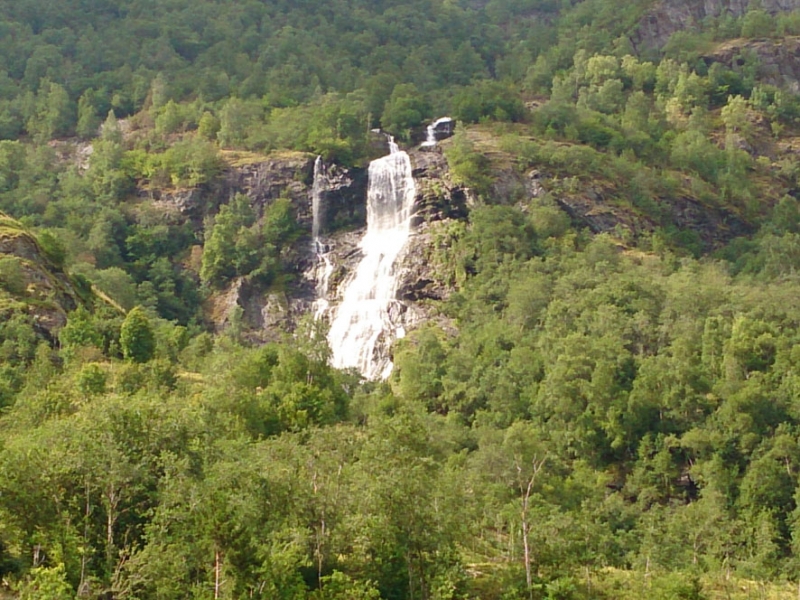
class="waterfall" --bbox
[327,137,416,380]
[421,117,453,148]
[311,156,324,247]
[421,124,437,147]
[311,156,334,319]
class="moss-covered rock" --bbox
[0,212,90,341]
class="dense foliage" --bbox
[5,0,800,598]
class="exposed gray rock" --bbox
[0,224,85,341]
[174,153,369,339]
[631,0,800,52]
[431,118,456,141]
[396,222,455,304]
[314,163,368,234]
[408,147,470,223]
[223,154,315,226]
[704,36,800,94]
[143,187,207,222]
[311,228,366,308]
[553,184,753,251]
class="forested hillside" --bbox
[6,0,800,598]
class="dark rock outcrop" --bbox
[551,181,753,250]
[704,36,800,93]
[0,214,87,340]
[139,152,368,236]
[396,222,455,304]
[631,0,800,52]
[384,148,468,331]
[223,153,315,225]
[314,163,369,235]
[408,147,470,224]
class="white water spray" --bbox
[326,137,417,379]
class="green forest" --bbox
[5,0,800,598]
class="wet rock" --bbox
[553,185,753,251]
[431,118,456,141]
[315,164,368,234]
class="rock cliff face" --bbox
[0,214,88,340]
[134,134,468,347]
[553,183,754,249]
[398,147,469,306]
[631,0,800,51]
[139,151,369,341]
[144,121,760,351]
[143,153,316,227]
[190,154,368,341]
[705,36,800,92]
[141,125,759,352]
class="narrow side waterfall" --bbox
[327,139,416,380]
[421,117,454,147]
[311,155,327,248]
[421,124,437,147]
[311,156,334,319]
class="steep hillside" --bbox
[0,212,89,339]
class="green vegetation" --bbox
[7,0,800,599]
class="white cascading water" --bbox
[326,137,417,380]
[421,117,453,147]
[421,124,437,147]
[311,156,334,320]
[311,155,324,243]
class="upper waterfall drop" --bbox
[326,137,417,380]
[421,117,454,148]
[421,124,437,147]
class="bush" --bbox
[741,10,775,38]
[76,362,107,395]
[444,130,493,196]
[451,80,526,124]
[36,230,66,268]
[0,257,26,295]
[120,306,156,363]
[17,564,73,600]
[670,130,725,182]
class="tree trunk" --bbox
[516,454,546,600]
[80,480,90,593]
[522,510,532,600]
[215,548,222,600]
